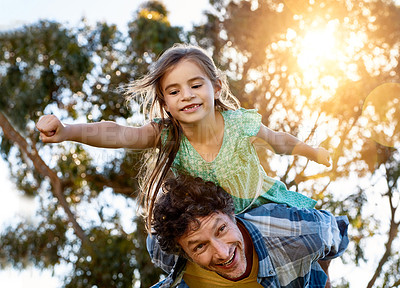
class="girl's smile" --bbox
[181,103,202,112]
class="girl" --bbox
[36,43,331,229]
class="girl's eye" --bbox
[192,84,202,89]
[169,90,179,95]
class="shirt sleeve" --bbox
[321,215,349,260]
[235,108,262,137]
[146,234,179,273]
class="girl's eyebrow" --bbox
[163,76,206,92]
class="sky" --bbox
[0,0,210,31]
[0,0,210,287]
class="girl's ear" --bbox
[163,104,170,113]
[214,80,222,99]
[160,97,169,113]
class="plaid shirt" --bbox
[147,203,349,288]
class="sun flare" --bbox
[297,23,338,70]
[286,20,346,100]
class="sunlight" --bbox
[297,23,337,70]
[283,0,314,15]
[362,83,400,148]
[284,19,356,103]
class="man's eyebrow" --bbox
[186,216,223,247]
[187,238,202,247]
[163,76,206,92]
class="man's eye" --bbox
[194,243,205,252]
[219,224,226,233]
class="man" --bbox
[147,175,349,287]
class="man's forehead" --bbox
[181,212,226,241]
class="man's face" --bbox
[177,212,248,280]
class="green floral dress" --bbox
[160,108,316,214]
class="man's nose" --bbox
[211,239,230,260]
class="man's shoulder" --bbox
[238,203,349,255]
[238,202,320,219]
[237,203,336,237]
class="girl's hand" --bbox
[315,147,331,167]
[36,115,66,143]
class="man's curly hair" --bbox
[152,174,235,255]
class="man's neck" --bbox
[227,221,253,281]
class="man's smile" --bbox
[216,249,236,267]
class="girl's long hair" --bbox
[126,43,240,231]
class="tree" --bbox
[1,0,400,287]
[191,0,400,287]
[0,1,182,286]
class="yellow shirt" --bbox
[183,246,262,288]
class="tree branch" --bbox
[0,112,87,242]
[366,180,400,288]
[77,173,138,197]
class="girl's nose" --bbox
[182,88,195,100]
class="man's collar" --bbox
[235,216,277,278]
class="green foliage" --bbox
[203,0,400,286]
[0,1,181,286]
[78,22,133,122]
[64,227,136,288]
[128,0,182,73]
[131,217,164,288]
[0,21,92,130]
[0,217,68,269]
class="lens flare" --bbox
[362,83,400,147]
[283,0,311,15]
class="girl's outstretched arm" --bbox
[36,114,158,149]
[255,124,331,167]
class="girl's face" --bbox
[160,59,220,125]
